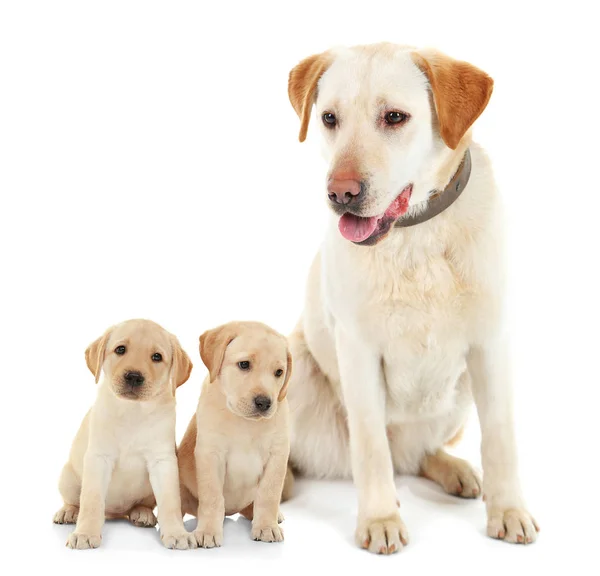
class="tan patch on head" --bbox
[199,324,239,383]
[85,328,113,384]
[277,349,292,402]
[411,49,493,149]
[170,335,193,394]
[288,52,332,142]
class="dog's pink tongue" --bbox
[338,213,379,242]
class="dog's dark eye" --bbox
[238,361,251,371]
[384,111,408,125]
[115,345,126,355]
[322,112,337,127]
[151,353,162,362]
[274,369,284,378]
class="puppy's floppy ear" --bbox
[411,49,493,150]
[288,52,332,143]
[85,329,112,384]
[170,336,193,394]
[278,348,293,402]
[199,325,237,383]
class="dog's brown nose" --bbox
[327,177,364,206]
[124,371,144,387]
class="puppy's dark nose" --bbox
[327,177,364,206]
[124,371,144,387]
[253,395,272,413]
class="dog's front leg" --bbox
[66,452,113,549]
[193,442,225,548]
[469,339,539,544]
[336,327,408,554]
[147,454,197,550]
[251,441,289,543]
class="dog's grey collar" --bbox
[395,148,471,228]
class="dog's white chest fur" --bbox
[323,227,476,420]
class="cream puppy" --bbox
[285,43,539,553]
[53,318,197,550]
[178,321,291,547]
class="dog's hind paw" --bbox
[53,505,79,524]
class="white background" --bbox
[1,0,598,573]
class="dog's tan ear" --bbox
[412,50,493,150]
[278,348,293,402]
[170,336,193,394]
[199,325,237,383]
[288,52,332,142]
[85,329,112,384]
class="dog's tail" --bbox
[281,462,295,502]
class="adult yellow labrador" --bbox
[285,43,539,554]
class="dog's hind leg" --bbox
[287,326,351,480]
[281,463,295,502]
[128,495,157,527]
[419,449,482,498]
[53,462,80,524]
[180,483,198,518]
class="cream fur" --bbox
[54,319,196,550]
[177,321,291,547]
[287,43,538,553]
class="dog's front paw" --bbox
[487,507,539,544]
[161,530,198,550]
[54,505,79,524]
[194,528,223,548]
[251,523,284,543]
[356,512,409,554]
[66,532,102,550]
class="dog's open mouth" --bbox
[338,185,413,245]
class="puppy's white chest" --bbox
[222,443,267,514]
[89,417,161,513]
[225,446,265,488]
[105,451,152,513]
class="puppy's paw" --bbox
[356,512,409,555]
[440,460,482,499]
[487,508,539,544]
[194,528,223,549]
[277,510,285,524]
[128,505,157,528]
[66,532,102,550]
[54,505,79,524]
[161,530,198,550]
[251,523,284,543]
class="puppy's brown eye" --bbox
[322,112,337,127]
[151,353,162,362]
[384,111,408,125]
[115,345,126,355]
[238,361,250,370]
[275,369,284,378]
